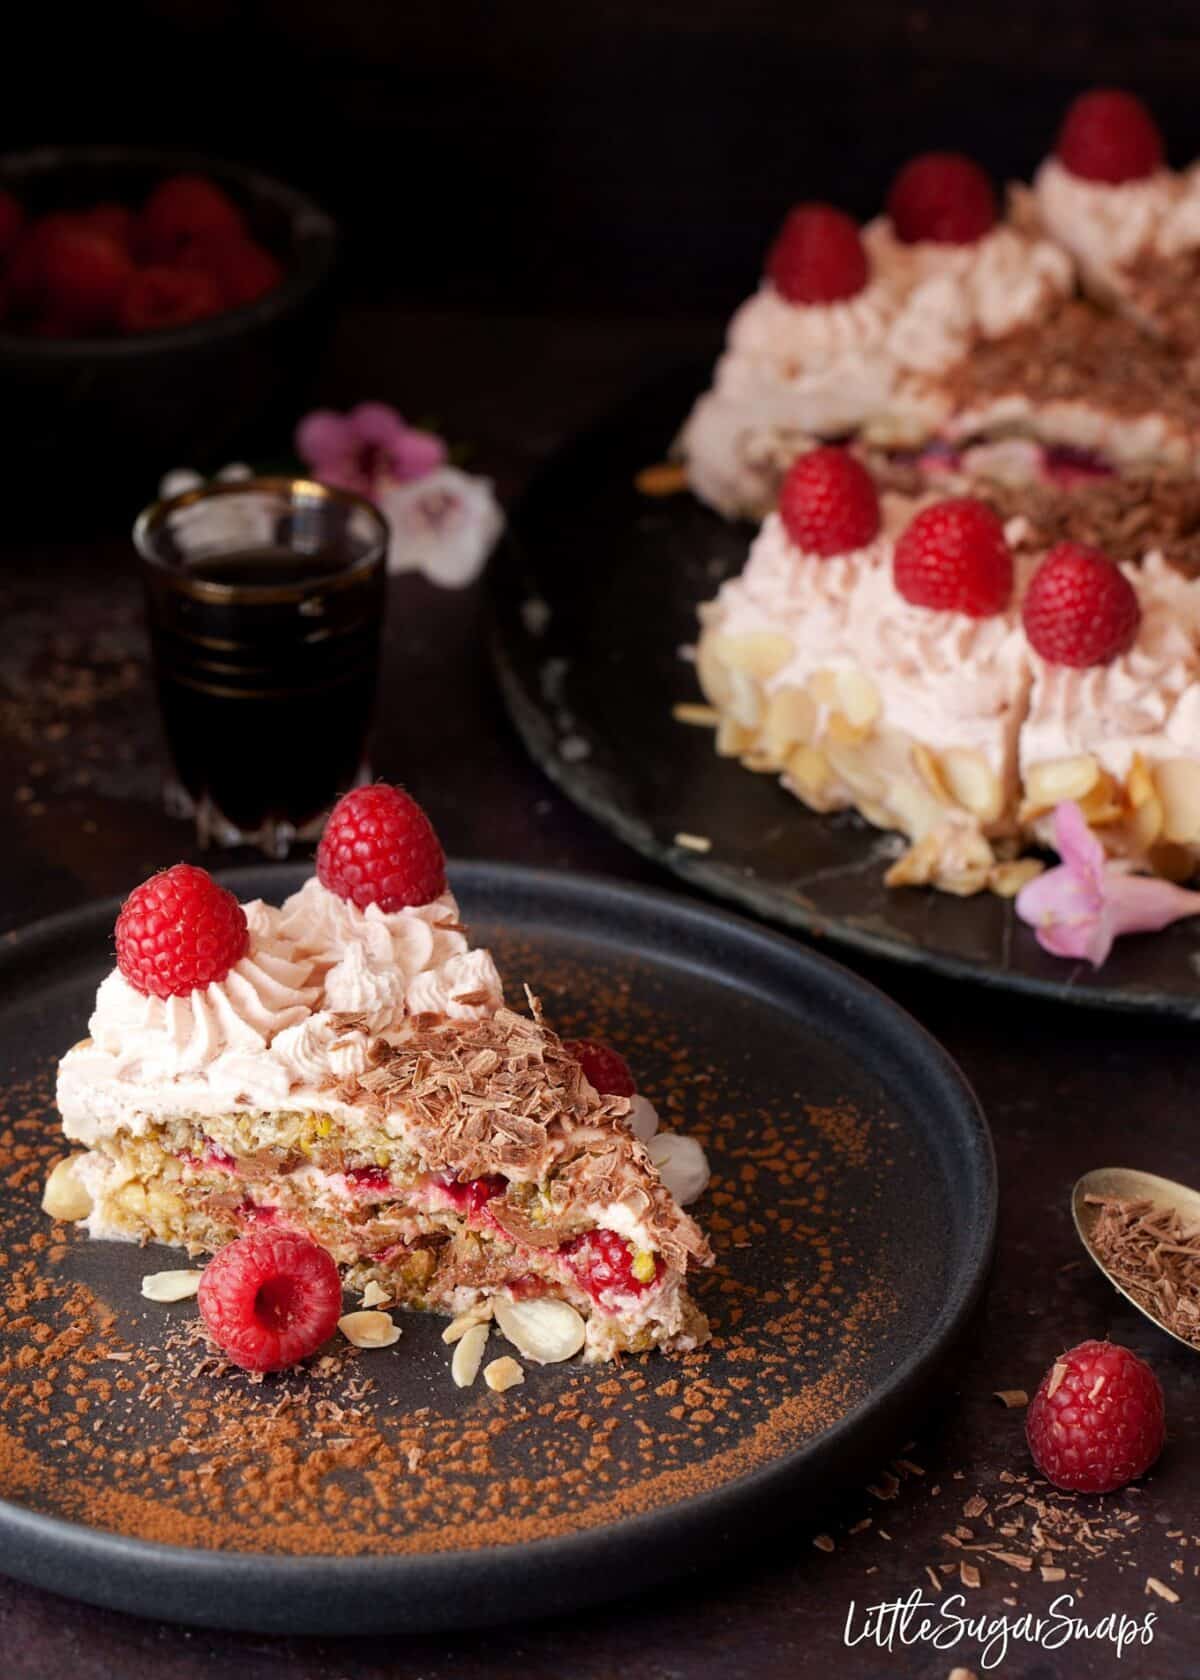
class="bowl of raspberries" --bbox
[0,146,338,515]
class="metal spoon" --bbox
[1073,1166,1200,1353]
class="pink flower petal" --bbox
[391,428,448,482]
[1052,799,1106,888]
[294,410,351,469]
[347,402,410,449]
[1015,860,1100,928]
[1035,909,1116,968]
[1104,873,1200,938]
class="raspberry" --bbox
[562,1038,637,1097]
[562,1228,661,1302]
[1022,541,1141,667]
[116,266,222,334]
[198,1230,343,1373]
[115,863,249,999]
[886,152,997,245]
[39,220,134,332]
[81,202,136,251]
[316,784,447,911]
[1026,1340,1165,1493]
[139,173,246,261]
[1056,89,1164,185]
[778,447,881,557]
[766,203,869,305]
[179,234,283,309]
[893,498,1014,617]
[439,1173,506,1216]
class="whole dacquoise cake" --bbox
[47,787,712,1370]
[678,86,1200,900]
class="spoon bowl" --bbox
[1073,1166,1200,1353]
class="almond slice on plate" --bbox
[493,1296,586,1364]
[141,1269,203,1303]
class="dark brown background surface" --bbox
[1,309,1199,1679]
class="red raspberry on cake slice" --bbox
[53,789,713,1367]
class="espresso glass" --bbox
[134,477,389,857]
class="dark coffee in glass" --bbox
[135,478,389,856]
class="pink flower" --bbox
[1015,800,1200,966]
[294,402,446,501]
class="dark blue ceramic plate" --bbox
[0,862,993,1633]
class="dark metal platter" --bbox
[490,366,1200,1016]
[0,862,993,1634]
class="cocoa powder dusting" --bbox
[0,941,905,1557]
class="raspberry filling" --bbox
[562,1227,662,1303]
[1041,445,1114,488]
[435,1172,506,1217]
[344,1165,393,1196]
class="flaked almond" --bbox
[1127,752,1164,850]
[635,461,688,496]
[726,666,764,729]
[360,1280,391,1308]
[41,1154,92,1223]
[807,668,842,709]
[442,1301,494,1344]
[674,832,712,853]
[989,860,1044,899]
[1023,754,1100,813]
[338,1310,401,1350]
[835,668,880,731]
[671,702,720,728]
[710,630,794,681]
[940,748,1002,824]
[493,1296,586,1364]
[826,709,872,746]
[887,778,947,842]
[1078,767,1123,827]
[141,1269,203,1303]
[825,742,885,802]
[786,744,834,802]
[451,1321,489,1387]
[484,1355,525,1392]
[715,716,756,758]
[695,633,733,709]
[763,686,816,760]
[912,742,952,804]
[1154,758,1200,844]
[1046,1360,1069,1399]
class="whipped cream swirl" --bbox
[88,900,318,1077]
[1031,158,1193,294]
[278,877,503,1032]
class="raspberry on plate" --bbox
[778,447,881,558]
[116,265,222,333]
[563,1038,637,1097]
[766,203,870,305]
[139,173,246,261]
[1022,541,1141,667]
[1056,88,1164,185]
[198,1230,343,1373]
[1026,1339,1165,1493]
[887,152,997,245]
[115,863,249,999]
[316,784,447,912]
[893,497,1014,618]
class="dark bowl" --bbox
[0,145,340,525]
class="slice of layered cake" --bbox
[51,787,712,1362]
[690,448,1200,895]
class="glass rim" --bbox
[132,475,390,605]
